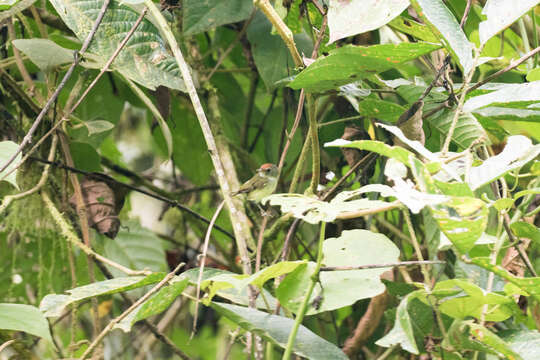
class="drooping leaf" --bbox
[12,39,74,71]
[376,292,420,354]
[411,0,473,74]
[464,82,540,112]
[183,0,253,36]
[39,274,164,317]
[277,229,400,315]
[115,276,189,332]
[327,0,410,43]
[468,135,540,190]
[289,42,441,92]
[0,141,21,189]
[478,0,540,45]
[211,302,349,360]
[84,120,115,135]
[48,0,186,91]
[0,303,53,343]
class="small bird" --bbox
[231,163,278,203]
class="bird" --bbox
[231,163,278,203]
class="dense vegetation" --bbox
[1,0,540,359]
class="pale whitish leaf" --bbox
[12,39,73,71]
[212,303,348,360]
[84,120,115,135]
[376,292,420,354]
[263,193,389,224]
[0,304,53,343]
[48,0,186,91]
[0,140,21,189]
[115,276,188,332]
[464,81,540,112]
[40,274,164,317]
[438,232,496,251]
[496,330,540,360]
[479,0,540,45]
[278,230,400,315]
[474,106,540,123]
[328,0,409,43]
[411,0,473,74]
[468,135,540,190]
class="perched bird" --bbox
[231,163,278,203]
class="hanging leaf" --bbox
[464,81,540,112]
[0,141,21,189]
[0,303,54,343]
[12,39,74,71]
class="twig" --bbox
[337,201,401,220]
[306,95,320,194]
[30,157,236,240]
[256,215,270,272]
[42,191,150,276]
[192,200,226,337]
[318,115,363,128]
[0,0,111,174]
[467,45,540,93]
[0,340,15,354]
[79,262,187,360]
[321,153,375,201]
[321,260,443,271]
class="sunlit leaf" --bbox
[0,303,53,343]
[0,141,21,189]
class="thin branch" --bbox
[0,0,111,174]
[321,260,444,271]
[79,263,188,360]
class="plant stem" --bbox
[307,94,320,194]
[282,222,326,360]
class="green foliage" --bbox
[1,0,539,359]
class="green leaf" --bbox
[12,39,74,71]
[493,198,514,211]
[478,0,540,45]
[376,292,420,354]
[278,229,400,315]
[411,0,473,74]
[0,303,53,343]
[247,11,312,89]
[0,0,18,10]
[464,82,540,112]
[473,106,540,123]
[69,141,102,172]
[289,42,441,92]
[325,138,415,166]
[427,109,488,149]
[356,99,406,123]
[115,276,189,332]
[527,68,540,82]
[388,16,440,43]
[0,141,21,189]
[48,0,186,91]
[514,187,540,200]
[263,192,390,224]
[468,135,540,190]
[183,0,253,36]
[471,258,540,299]
[104,221,167,278]
[83,120,115,135]
[327,0,409,43]
[211,302,349,360]
[510,222,540,244]
[430,197,488,254]
[39,274,164,317]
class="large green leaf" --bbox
[0,141,21,189]
[495,330,540,360]
[388,16,440,43]
[0,303,53,343]
[39,273,164,317]
[115,276,189,332]
[427,109,488,149]
[430,196,488,254]
[376,292,420,354]
[327,0,409,43]
[464,82,540,112]
[104,221,167,277]
[183,0,253,36]
[478,0,540,45]
[356,99,406,123]
[411,0,473,74]
[211,302,348,360]
[277,229,400,315]
[48,0,186,91]
[289,42,441,92]
[12,39,74,71]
